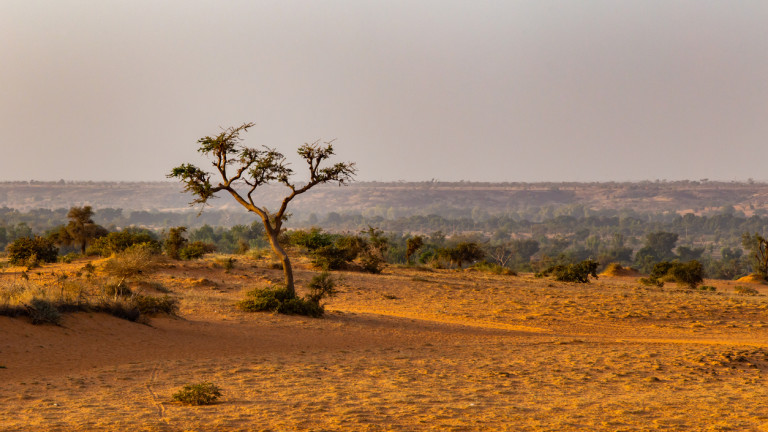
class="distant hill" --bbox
[1,180,767,219]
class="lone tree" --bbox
[169,123,356,296]
[52,206,108,254]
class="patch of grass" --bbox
[172,382,222,406]
[698,285,717,292]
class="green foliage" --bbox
[172,382,222,406]
[61,206,108,254]
[237,286,324,317]
[7,236,58,266]
[306,272,337,304]
[165,226,188,260]
[642,260,705,289]
[287,227,335,251]
[87,229,160,257]
[536,259,599,283]
[742,233,768,279]
[179,241,216,260]
[406,235,424,264]
[436,242,485,269]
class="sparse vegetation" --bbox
[734,285,759,295]
[172,382,222,406]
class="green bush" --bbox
[7,236,58,266]
[536,260,598,283]
[172,382,222,405]
[306,272,337,304]
[237,286,324,317]
[88,230,161,257]
[642,260,705,289]
[179,241,216,260]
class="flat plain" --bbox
[1,255,767,431]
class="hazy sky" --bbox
[1,1,767,182]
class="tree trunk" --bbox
[266,228,295,296]
[80,240,87,255]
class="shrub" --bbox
[172,382,222,406]
[536,260,598,283]
[238,285,324,317]
[470,261,516,275]
[698,285,717,292]
[735,285,759,295]
[306,272,337,304]
[179,241,216,260]
[642,260,705,289]
[165,226,188,260]
[7,236,58,266]
[88,230,161,257]
[436,242,484,269]
[103,243,158,281]
[104,282,132,297]
[27,298,61,325]
[132,294,178,316]
[98,299,141,322]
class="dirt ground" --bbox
[1,255,768,431]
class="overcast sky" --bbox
[1,1,766,183]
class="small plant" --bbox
[735,285,759,295]
[698,285,717,292]
[306,272,337,304]
[172,382,222,406]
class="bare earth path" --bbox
[1,258,768,431]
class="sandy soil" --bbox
[1,256,768,431]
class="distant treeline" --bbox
[1,205,767,280]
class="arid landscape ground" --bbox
[2,253,768,431]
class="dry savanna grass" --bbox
[1,252,767,431]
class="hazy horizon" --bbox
[2,1,767,183]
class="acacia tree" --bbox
[169,123,356,296]
[56,206,108,254]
